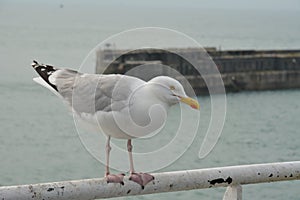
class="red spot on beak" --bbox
[191,104,198,109]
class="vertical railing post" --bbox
[223,184,242,200]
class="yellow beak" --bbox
[180,96,200,110]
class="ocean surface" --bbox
[0,0,300,199]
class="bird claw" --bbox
[106,173,125,185]
[129,172,155,189]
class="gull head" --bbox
[148,76,200,110]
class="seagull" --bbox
[31,60,200,189]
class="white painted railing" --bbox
[1,161,299,200]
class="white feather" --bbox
[33,77,60,97]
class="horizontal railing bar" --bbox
[0,161,299,200]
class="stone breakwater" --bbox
[96,47,300,95]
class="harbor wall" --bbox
[95,48,300,94]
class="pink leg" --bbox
[128,139,154,189]
[105,136,124,185]
[105,136,111,176]
[127,139,135,173]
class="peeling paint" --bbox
[47,188,54,192]
[28,185,33,193]
[31,192,37,198]
[208,177,232,185]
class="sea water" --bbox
[0,1,300,199]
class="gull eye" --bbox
[170,86,175,90]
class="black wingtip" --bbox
[31,60,58,91]
[31,60,39,68]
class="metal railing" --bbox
[0,161,299,200]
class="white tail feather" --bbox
[33,77,61,97]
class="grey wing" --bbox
[94,74,146,112]
[54,70,144,114]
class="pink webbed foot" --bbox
[105,173,125,185]
[129,172,155,189]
